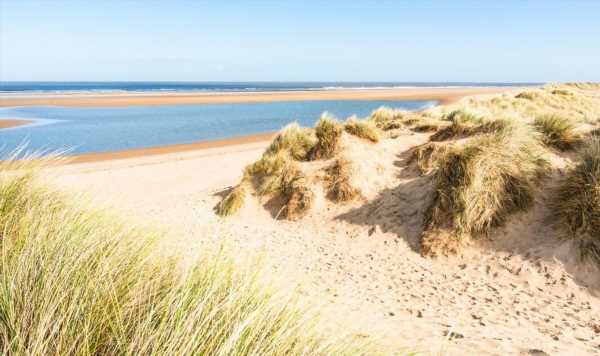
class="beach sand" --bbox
[0,119,33,129]
[30,86,600,354]
[0,87,515,108]
[48,129,600,355]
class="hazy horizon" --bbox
[1,1,599,82]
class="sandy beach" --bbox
[0,87,515,108]
[48,122,600,355]
[0,119,32,129]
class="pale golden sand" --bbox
[47,131,600,355]
[0,87,514,108]
[0,119,32,129]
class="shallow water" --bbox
[0,99,433,155]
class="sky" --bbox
[1,0,599,83]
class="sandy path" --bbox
[48,132,600,355]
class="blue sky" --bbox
[1,1,599,82]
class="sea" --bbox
[0,82,536,156]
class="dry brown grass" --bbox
[326,158,361,202]
[284,175,315,220]
[552,138,600,263]
[430,110,509,141]
[407,142,451,175]
[422,123,549,256]
[216,184,246,216]
[344,117,380,143]
[309,114,343,160]
[533,114,582,150]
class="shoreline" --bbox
[68,132,275,164]
[5,87,523,164]
[0,119,33,129]
[0,87,519,108]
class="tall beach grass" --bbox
[0,158,380,355]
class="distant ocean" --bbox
[0,81,540,94]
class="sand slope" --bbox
[49,128,600,355]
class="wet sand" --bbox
[69,132,275,164]
[0,119,33,129]
[0,87,516,108]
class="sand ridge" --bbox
[0,119,33,129]
[48,129,600,355]
[0,87,520,108]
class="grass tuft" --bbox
[266,123,317,160]
[284,175,315,220]
[216,184,246,216]
[326,158,362,202]
[422,124,549,256]
[344,117,380,143]
[515,91,539,100]
[407,142,450,175]
[245,150,297,196]
[368,106,405,126]
[309,113,343,160]
[431,111,511,141]
[552,138,600,263]
[533,114,582,150]
[0,159,379,355]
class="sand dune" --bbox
[46,85,600,355]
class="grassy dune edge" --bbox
[219,83,600,262]
[0,159,384,355]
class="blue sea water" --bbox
[0,99,434,155]
[0,81,537,93]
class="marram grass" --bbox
[309,114,343,160]
[344,117,380,143]
[0,159,383,355]
[422,123,549,256]
[552,138,600,263]
[533,114,582,150]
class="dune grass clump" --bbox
[411,117,447,133]
[265,123,317,160]
[430,110,507,141]
[422,125,549,256]
[283,175,315,220]
[216,183,246,216]
[515,91,540,100]
[533,114,582,150]
[407,142,450,175]
[309,114,343,160]
[368,106,406,126]
[344,117,380,143]
[244,150,297,196]
[0,159,380,355]
[326,158,361,202]
[552,138,600,263]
